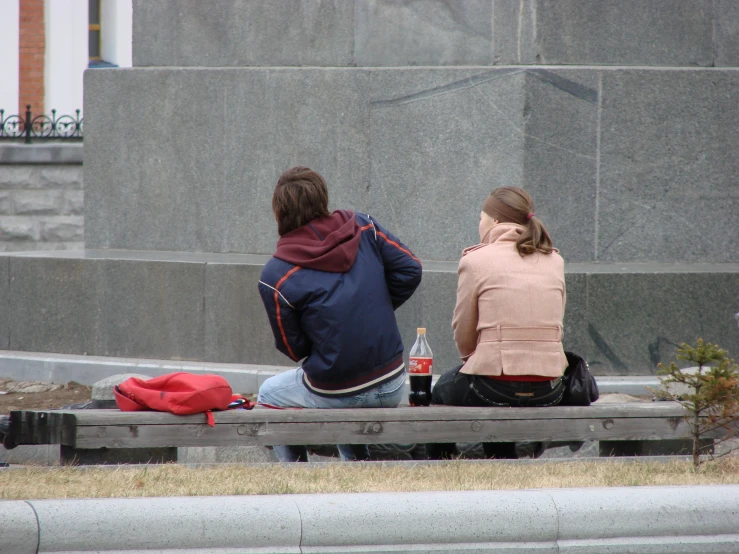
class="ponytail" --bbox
[482,186,554,257]
[515,215,553,256]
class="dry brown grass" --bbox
[2,457,739,500]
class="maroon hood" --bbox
[274,210,362,272]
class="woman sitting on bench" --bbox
[428,186,567,460]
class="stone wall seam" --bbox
[490,0,495,64]
[712,0,717,67]
[350,0,357,67]
[514,0,521,64]
[2,256,8,349]
[594,71,603,260]
[200,261,208,363]
[367,69,373,211]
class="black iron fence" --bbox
[0,105,83,143]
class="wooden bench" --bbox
[7,403,721,464]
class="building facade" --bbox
[0,0,132,117]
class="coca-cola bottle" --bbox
[408,327,433,406]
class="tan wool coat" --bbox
[453,223,568,378]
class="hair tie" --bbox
[526,213,535,221]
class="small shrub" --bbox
[653,339,739,468]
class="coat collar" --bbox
[462,223,524,255]
[481,222,525,245]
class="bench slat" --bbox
[70,417,705,448]
[53,403,686,426]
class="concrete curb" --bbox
[0,350,659,397]
[1,486,738,553]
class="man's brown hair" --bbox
[272,166,330,236]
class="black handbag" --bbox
[560,351,599,406]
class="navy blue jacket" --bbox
[258,211,422,396]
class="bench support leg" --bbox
[60,446,178,465]
[598,439,714,457]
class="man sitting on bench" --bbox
[257,166,422,462]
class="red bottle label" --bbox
[409,357,433,375]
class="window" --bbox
[88,0,128,69]
[89,0,101,62]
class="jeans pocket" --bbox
[469,382,513,407]
[375,373,407,407]
[342,392,367,409]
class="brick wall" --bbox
[19,0,46,115]
[0,163,84,251]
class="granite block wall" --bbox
[132,0,355,68]
[3,1,737,378]
[0,163,84,252]
[585,270,739,373]
[354,0,495,66]
[84,68,371,254]
[520,69,599,262]
[7,256,102,355]
[84,66,739,264]
[596,69,739,263]
[397,265,739,375]
[2,253,737,374]
[495,0,715,66]
[368,68,526,260]
[203,263,291,365]
[7,256,204,360]
[715,0,739,66]
[134,0,738,68]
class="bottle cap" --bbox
[417,327,426,334]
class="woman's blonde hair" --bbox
[482,187,553,256]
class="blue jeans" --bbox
[257,368,406,462]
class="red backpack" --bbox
[114,372,250,426]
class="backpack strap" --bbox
[203,396,256,427]
[226,395,255,410]
[256,402,302,410]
